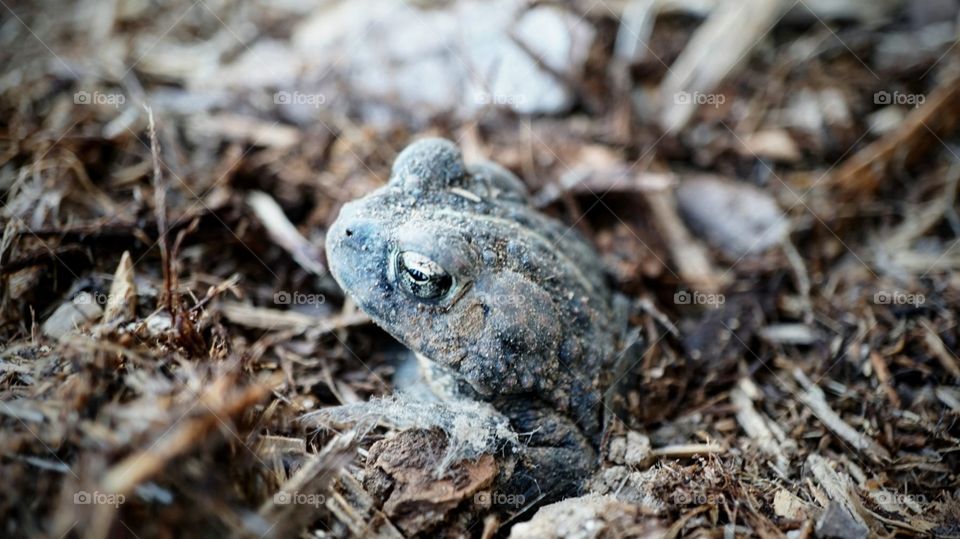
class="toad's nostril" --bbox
[345,229,353,237]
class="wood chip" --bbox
[794,370,891,463]
[868,351,901,408]
[188,114,302,149]
[759,324,819,345]
[534,150,676,206]
[651,443,724,458]
[101,375,279,496]
[773,488,808,520]
[831,69,960,196]
[805,454,871,534]
[219,301,369,333]
[247,190,326,277]
[735,129,802,162]
[327,470,405,539]
[101,251,137,326]
[256,435,307,457]
[257,433,356,539]
[919,320,960,379]
[935,386,960,412]
[644,186,724,291]
[732,382,791,475]
[659,0,787,132]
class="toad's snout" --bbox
[326,202,370,252]
[324,200,390,294]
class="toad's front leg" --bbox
[495,398,597,505]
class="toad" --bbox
[325,138,630,499]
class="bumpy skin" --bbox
[325,138,620,497]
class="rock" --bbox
[586,466,666,511]
[195,0,595,124]
[144,311,173,335]
[814,502,869,539]
[783,88,853,135]
[509,494,665,539]
[624,431,652,466]
[676,176,788,260]
[42,293,103,339]
[867,106,906,135]
[608,431,652,467]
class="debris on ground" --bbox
[2,0,959,537]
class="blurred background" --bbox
[1,0,959,537]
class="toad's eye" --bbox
[394,251,454,300]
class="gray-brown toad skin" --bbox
[325,138,621,497]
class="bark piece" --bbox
[364,429,497,536]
